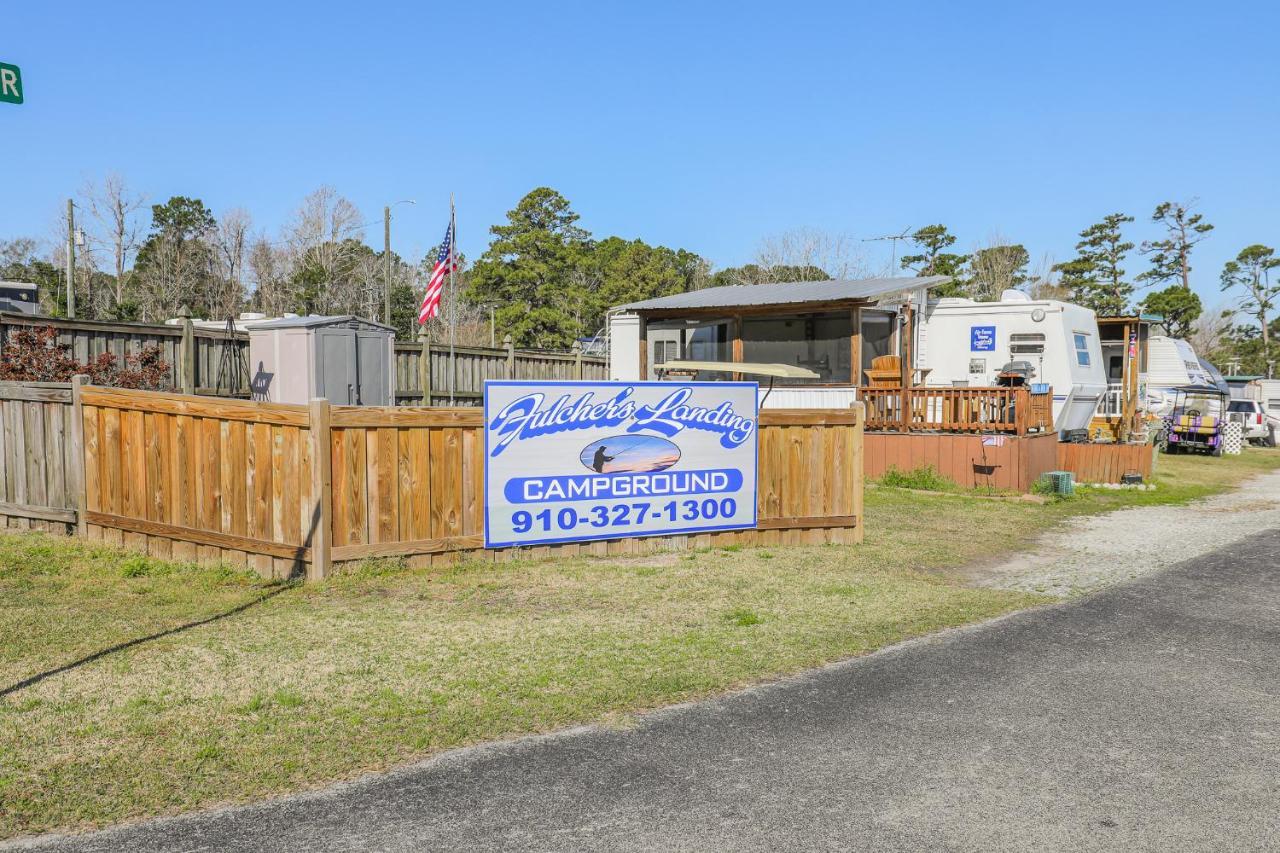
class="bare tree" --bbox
[283,186,365,313]
[754,228,869,281]
[1026,252,1069,301]
[83,174,146,318]
[247,236,292,316]
[1188,302,1233,357]
[211,207,252,319]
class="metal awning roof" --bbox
[656,360,820,379]
[616,276,950,312]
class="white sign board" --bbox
[484,381,758,548]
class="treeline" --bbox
[2,182,1275,374]
[895,203,1277,376]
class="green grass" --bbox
[0,447,1276,838]
[878,464,957,492]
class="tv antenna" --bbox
[862,227,913,276]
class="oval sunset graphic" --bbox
[578,435,681,474]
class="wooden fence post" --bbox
[70,374,89,537]
[572,340,583,379]
[417,328,432,406]
[850,400,865,544]
[504,334,515,379]
[178,305,195,395]
[307,397,333,581]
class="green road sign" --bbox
[0,62,23,104]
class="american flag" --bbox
[981,435,1007,447]
[418,223,457,323]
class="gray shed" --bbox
[247,315,395,406]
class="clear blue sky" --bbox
[4,0,1277,313]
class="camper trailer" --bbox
[1143,336,1225,416]
[914,290,1107,434]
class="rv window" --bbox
[1009,332,1045,355]
[1270,398,1280,412]
[1073,333,1091,367]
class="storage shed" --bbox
[248,315,395,406]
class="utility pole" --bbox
[382,200,416,327]
[66,199,76,319]
[488,304,495,348]
[383,205,391,327]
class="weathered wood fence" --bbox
[0,383,864,578]
[1057,442,1155,484]
[1,312,606,404]
[0,311,248,396]
[394,337,608,405]
[0,382,80,532]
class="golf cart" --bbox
[1160,385,1228,456]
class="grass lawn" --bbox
[1,448,1277,838]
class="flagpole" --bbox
[448,193,456,406]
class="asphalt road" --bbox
[17,529,1280,852]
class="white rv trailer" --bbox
[914,290,1107,433]
[1142,336,1225,416]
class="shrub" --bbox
[0,325,168,389]
[879,464,956,492]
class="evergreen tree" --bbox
[1220,244,1279,364]
[464,188,592,348]
[1140,286,1203,339]
[900,224,969,297]
[1135,201,1213,339]
[1052,213,1135,316]
[1137,201,1213,292]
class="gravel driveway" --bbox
[973,468,1280,597]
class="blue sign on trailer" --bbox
[483,381,758,548]
[970,325,996,352]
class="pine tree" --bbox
[1220,244,1279,365]
[900,225,969,297]
[1052,213,1134,316]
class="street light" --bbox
[384,199,416,327]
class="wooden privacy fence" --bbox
[394,337,608,405]
[0,381,80,532]
[0,312,607,404]
[865,432,1060,493]
[79,385,319,578]
[861,386,1054,435]
[63,387,865,578]
[0,311,248,396]
[1057,442,1155,484]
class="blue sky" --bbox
[4,0,1277,314]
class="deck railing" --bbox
[860,386,1054,435]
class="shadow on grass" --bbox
[0,583,294,699]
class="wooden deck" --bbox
[861,386,1054,435]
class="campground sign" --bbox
[0,62,22,104]
[483,381,758,548]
